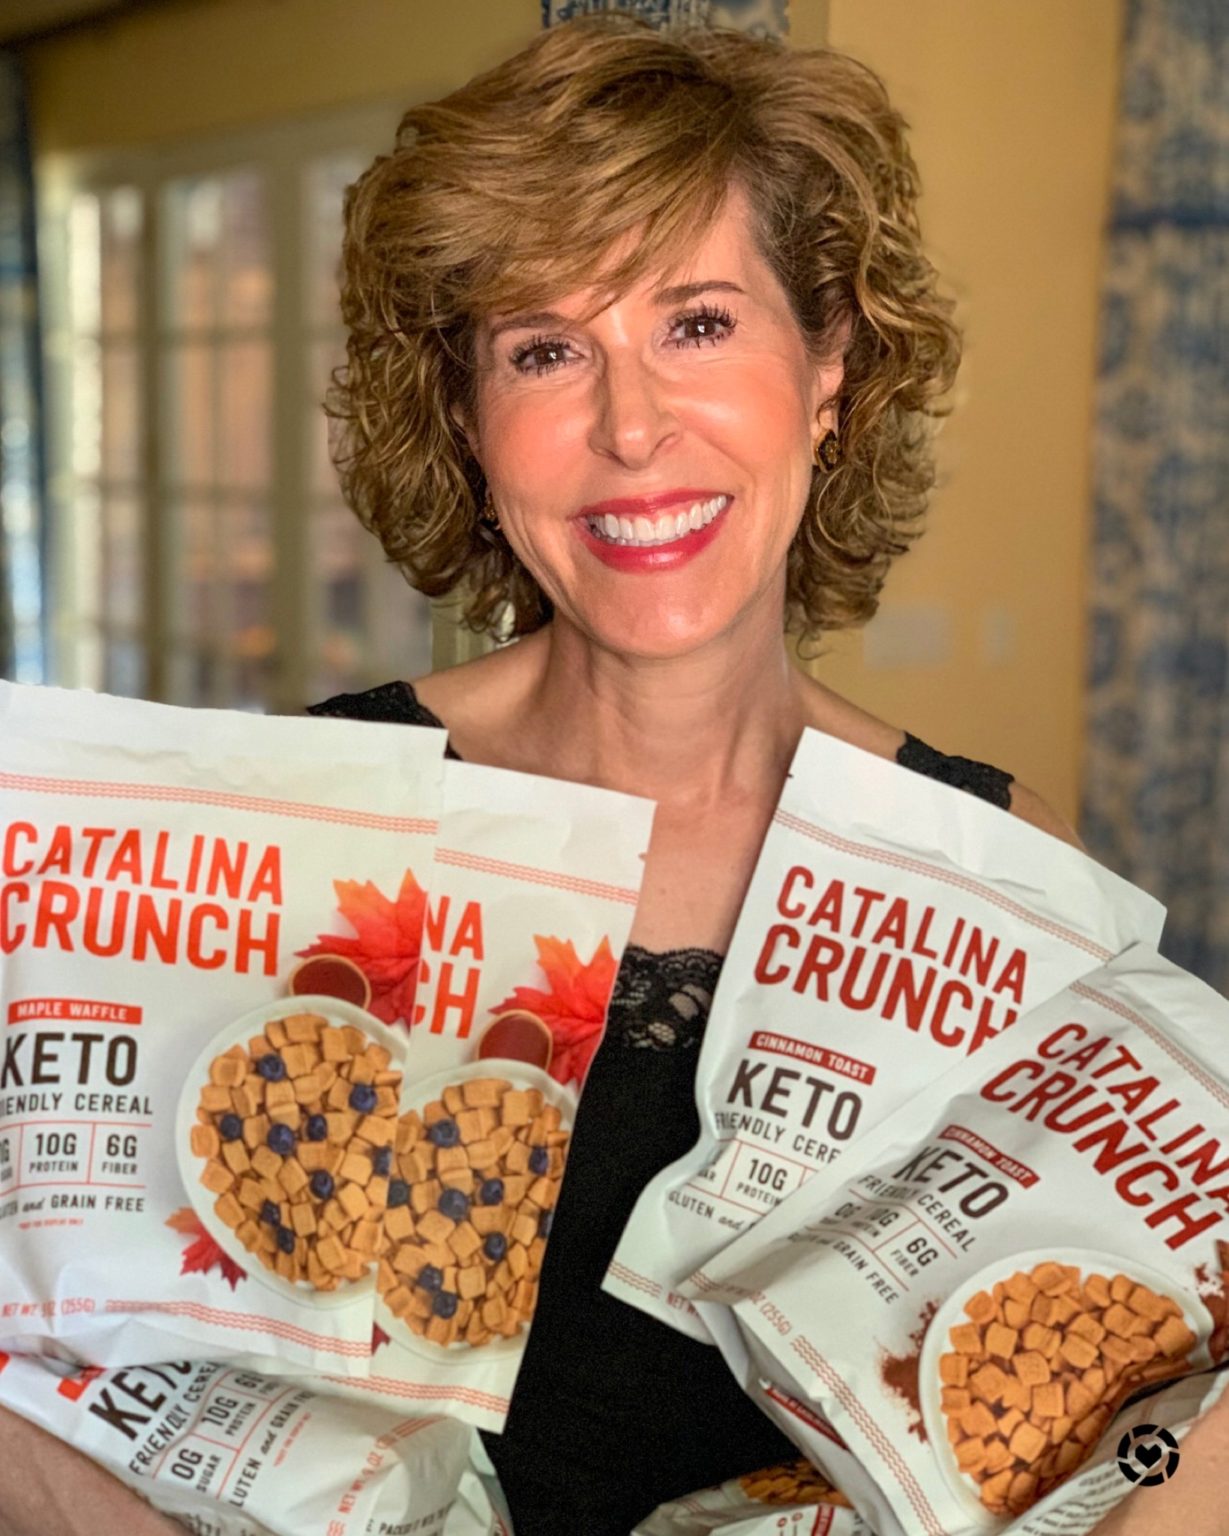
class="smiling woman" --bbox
[299,16,1106,1534]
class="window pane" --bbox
[71,337,101,479]
[304,154,365,328]
[309,337,345,497]
[165,344,215,486]
[171,497,215,641]
[220,170,271,327]
[68,192,100,335]
[104,637,146,698]
[168,644,217,708]
[370,555,432,680]
[218,340,271,490]
[101,344,141,482]
[102,493,143,629]
[100,187,142,336]
[310,501,366,697]
[165,177,221,330]
[72,481,103,623]
[221,502,276,685]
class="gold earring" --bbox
[480,487,500,528]
[814,430,841,471]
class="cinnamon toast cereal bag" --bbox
[607,729,1165,1342]
[316,758,654,1431]
[689,943,1229,1536]
[633,1458,872,1535]
[0,1350,511,1535]
[0,682,446,1374]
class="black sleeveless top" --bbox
[308,681,1014,1535]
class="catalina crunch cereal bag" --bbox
[607,729,1165,1342]
[0,682,446,1374]
[689,944,1229,1536]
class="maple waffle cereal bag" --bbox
[0,682,447,1374]
[607,729,1165,1343]
[0,1350,512,1535]
[689,943,1229,1536]
[312,756,654,1431]
[632,1458,872,1536]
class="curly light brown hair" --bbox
[329,14,960,645]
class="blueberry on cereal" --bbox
[256,1053,287,1081]
[267,1123,297,1156]
[349,1082,378,1113]
[276,1225,296,1254]
[478,1177,504,1206]
[427,1118,460,1148]
[387,1179,409,1208]
[483,1232,508,1262]
[371,1146,392,1176]
[260,1200,280,1226]
[432,1290,459,1319]
[418,1264,443,1293]
[305,1114,328,1141]
[539,1209,553,1238]
[309,1170,334,1200]
[528,1146,549,1175]
[219,1112,243,1141]
[438,1187,470,1221]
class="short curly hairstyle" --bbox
[329,14,960,645]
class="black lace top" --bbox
[308,681,1014,1535]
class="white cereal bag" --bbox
[689,943,1229,1536]
[0,682,446,1374]
[632,1458,873,1535]
[606,729,1165,1342]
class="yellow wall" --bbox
[26,0,1118,820]
[795,0,1121,821]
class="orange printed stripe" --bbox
[773,809,1111,960]
[606,1260,663,1298]
[322,1372,510,1414]
[436,847,639,905]
[1071,980,1229,1110]
[0,772,437,836]
[103,1299,370,1357]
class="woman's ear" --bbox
[811,313,852,435]
[449,400,481,460]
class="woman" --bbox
[0,16,1214,1536]
[308,15,1084,1533]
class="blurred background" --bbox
[0,0,1225,993]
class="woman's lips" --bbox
[573,497,732,573]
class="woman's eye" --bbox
[671,305,737,348]
[510,337,570,375]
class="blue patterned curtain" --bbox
[1083,0,1229,994]
[543,0,788,37]
[0,48,45,682]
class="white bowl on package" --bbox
[377,1057,574,1364]
[176,993,410,1312]
[918,1247,1215,1528]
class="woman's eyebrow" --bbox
[487,281,746,343]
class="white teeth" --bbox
[586,494,730,547]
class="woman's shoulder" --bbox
[799,677,1084,850]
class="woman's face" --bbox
[467,184,843,659]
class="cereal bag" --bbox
[0,682,446,1374]
[688,943,1229,1536]
[314,758,655,1430]
[606,729,1165,1342]
[632,1458,872,1535]
[0,1350,511,1534]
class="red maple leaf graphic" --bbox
[372,1322,390,1353]
[296,870,428,1028]
[165,1208,246,1291]
[487,935,618,1087]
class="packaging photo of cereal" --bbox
[632,1458,873,1535]
[0,1351,511,1536]
[607,728,1166,1343]
[688,943,1229,1536]
[317,757,655,1430]
[0,682,447,1374]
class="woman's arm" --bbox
[0,1402,184,1536]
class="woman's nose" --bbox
[587,352,680,469]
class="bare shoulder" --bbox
[796,674,1086,852]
